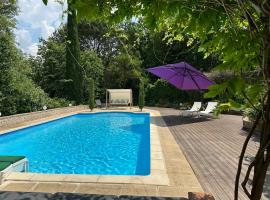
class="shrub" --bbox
[138,81,145,111]
[88,78,95,111]
[146,79,186,107]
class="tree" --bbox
[35,37,66,98]
[107,54,142,88]
[146,79,189,107]
[33,27,105,102]
[138,81,145,111]
[0,0,69,116]
[78,21,118,62]
[80,50,104,100]
[88,78,95,111]
[106,53,143,104]
[0,0,18,114]
[139,31,218,72]
[66,1,83,103]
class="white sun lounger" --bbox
[95,99,102,108]
[199,102,218,117]
[180,102,202,117]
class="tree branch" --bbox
[241,159,254,198]
[234,110,262,200]
[241,139,270,198]
[236,0,260,33]
[241,90,260,113]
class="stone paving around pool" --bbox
[0,107,203,198]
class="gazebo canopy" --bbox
[106,89,133,108]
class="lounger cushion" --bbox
[0,156,26,164]
[0,162,12,171]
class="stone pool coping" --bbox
[0,107,203,197]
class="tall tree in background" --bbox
[0,0,18,114]
[0,0,70,116]
[66,1,83,103]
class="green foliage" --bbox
[107,54,142,88]
[78,21,118,61]
[68,0,264,109]
[80,50,104,99]
[140,31,218,72]
[204,77,245,101]
[66,2,83,103]
[205,76,265,118]
[146,79,192,108]
[88,78,95,110]
[0,53,69,116]
[138,81,145,111]
[34,28,105,103]
[32,19,214,107]
[35,36,66,98]
[0,0,69,116]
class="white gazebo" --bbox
[106,89,133,109]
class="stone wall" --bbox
[0,105,89,128]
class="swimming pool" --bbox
[0,112,150,175]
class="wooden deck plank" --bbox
[157,108,269,200]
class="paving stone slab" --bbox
[0,191,52,200]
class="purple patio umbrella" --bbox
[147,62,214,90]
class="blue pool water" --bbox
[0,112,150,175]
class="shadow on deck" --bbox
[154,107,269,200]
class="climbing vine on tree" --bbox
[65,0,83,103]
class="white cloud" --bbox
[27,43,38,56]
[15,0,66,56]
[16,29,32,49]
[41,20,55,39]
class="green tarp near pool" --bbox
[0,156,26,171]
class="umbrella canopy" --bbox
[147,62,214,90]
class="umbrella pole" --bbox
[186,70,203,102]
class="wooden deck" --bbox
[156,108,269,200]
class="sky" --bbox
[15,0,66,56]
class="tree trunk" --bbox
[249,12,270,199]
[250,95,270,199]
[250,97,270,199]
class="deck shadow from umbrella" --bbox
[151,115,212,127]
